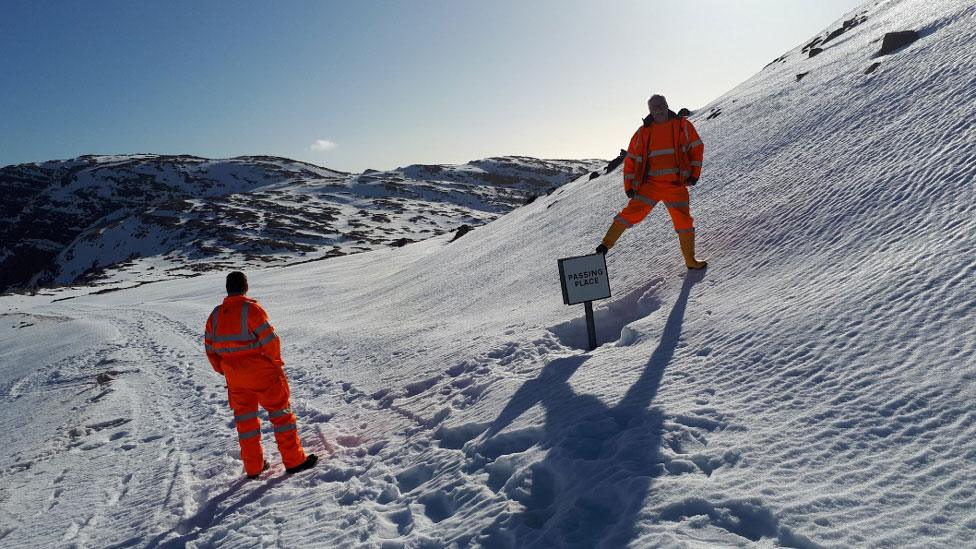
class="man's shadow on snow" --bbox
[477,269,705,546]
[137,473,290,549]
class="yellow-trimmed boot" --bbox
[678,231,707,269]
[596,222,627,254]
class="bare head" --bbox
[226,271,248,295]
[647,94,669,123]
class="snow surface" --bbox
[1,0,975,547]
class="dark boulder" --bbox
[604,150,627,174]
[449,224,474,243]
[764,54,789,69]
[822,15,868,45]
[809,48,823,58]
[864,62,881,74]
[796,72,809,82]
[802,37,823,54]
[878,31,919,56]
[823,28,846,44]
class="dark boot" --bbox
[286,454,318,474]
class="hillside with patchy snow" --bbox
[0,154,602,293]
[1,0,974,547]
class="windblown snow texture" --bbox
[1,0,974,547]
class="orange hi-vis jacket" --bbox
[205,295,282,378]
[204,294,307,475]
[623,112,703,193]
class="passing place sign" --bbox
[557,253,611,305]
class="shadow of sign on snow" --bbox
[548,276,666,349]
[474,268,817,547]
[473,272,699,546]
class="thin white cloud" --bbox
[310,139,338,152]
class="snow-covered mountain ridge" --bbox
[0,154,602,293]
[0,0,974,547]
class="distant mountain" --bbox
[0,154,604,292]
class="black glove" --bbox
[626,188,636,198]
[686,177,698,186]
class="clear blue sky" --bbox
[1,0,865,172]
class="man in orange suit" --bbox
[597,94,707,269]
[205,271,317,479]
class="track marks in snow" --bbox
[29,275,754,547]
[46,469,70,511]
[657,497,818,548]
[333,334,560,436]
[279,272,758,547]
[451,368,738,546]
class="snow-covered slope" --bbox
[0,155,602,292]
[1,0,974,546]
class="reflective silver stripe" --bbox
[268,408,292,419]
[211,331,278,354]
[209,306,220,340]
[626,153,642,161]
[205,344,218,353]
[238,429,261,440]
[634,195,657,207]
[256,331,277,346]
[241,302,249,337]
[273,422,296,434]
[676,227,696,234]
[211,302,259,343]
[680,170,691,178]
[665,201,689,209]
[685,139,703,150]
[235,411,260,422]
[252,321,271,338]
[690,161,702,167]
[613,215,633,228]
[649,168,678,176]
[212,332,256,343]
[623,174,635,180]
[648,148,674,157]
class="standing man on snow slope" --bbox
[205,271,317,479]
[596,94,707,270]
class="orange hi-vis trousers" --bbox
[613,182,695,234]
[227,365,307,476]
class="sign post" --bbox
[583,301,597,351]
[557,253,612,351]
